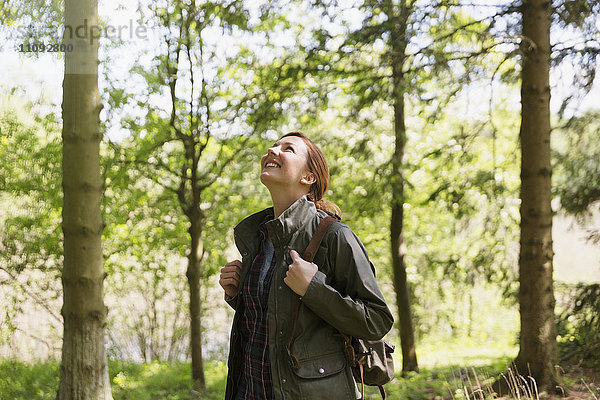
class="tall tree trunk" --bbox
[514,0,559,392]
[390,92,419,374]
[387,0,419,374]
[58,0,113,398]
[186,214,206,390]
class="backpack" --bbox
[286,215,395,400]
[336,333,395,399]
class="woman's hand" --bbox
[284,249,318,297]
[219,260,242,298]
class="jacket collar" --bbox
[265,195,316,249]
[234,195,316,255]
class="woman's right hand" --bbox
[219,260,242,298]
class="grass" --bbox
[1,338,597,400]
[0,358,524,400]
[0,359,228,400]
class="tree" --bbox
[0,96,63,359]
[383,0,420,373]
[513,0,559,392]
[303,0,426,373]
[57,0,113,397]
[107,0,298,388]
[302,0,502,373]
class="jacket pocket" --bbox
[291,350,354,399]
[293,350,346,378]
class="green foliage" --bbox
[380,361,512,400]
[0,359,59,400]
[102,138,196,361]
[0,96,63,357]
[554,111,600,218]
[405,108,521,298]
[99,0,294,365]
[556,283,600,369]
[356,336,516,399]
[1,0,63,49]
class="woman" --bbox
[219,132,393,400]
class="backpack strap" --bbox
[378,384,387,399]
[336,332,388,400]
[359,364,388,400]
[287,215,339,369]
[303,215,338,262]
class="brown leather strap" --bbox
[287,215,339,369]
[378,384,387,400]
[359,363,365,400]
[360,363,387,400]
[303,215,338,262]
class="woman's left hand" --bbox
[284,249,318,297]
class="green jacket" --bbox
[225,196,394,400]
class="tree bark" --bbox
[186,211,206,390]
[387,0,419,374]
[58,0,113,398]
[390,94,419,374]
[514,0,559,392]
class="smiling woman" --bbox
[218,132,393,400]
[259,133,340,218]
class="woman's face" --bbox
[260,135,314,191]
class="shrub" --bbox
[556,283,600,368]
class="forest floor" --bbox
[545,365,599,400]
[444,362,600,400]
[357,360,600,400]
[0,343,597,399]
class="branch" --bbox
[0,266,63,325]
[405,42,510,73]
[177,164,191,217]
[115,158,181,194]
[552,44,600,58]
[196,27,211,164]
[14,326,61,353]
[163,9,187,142]
[184,10,198,141]
[199,135,250,190]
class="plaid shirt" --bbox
[236,221,276,400]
